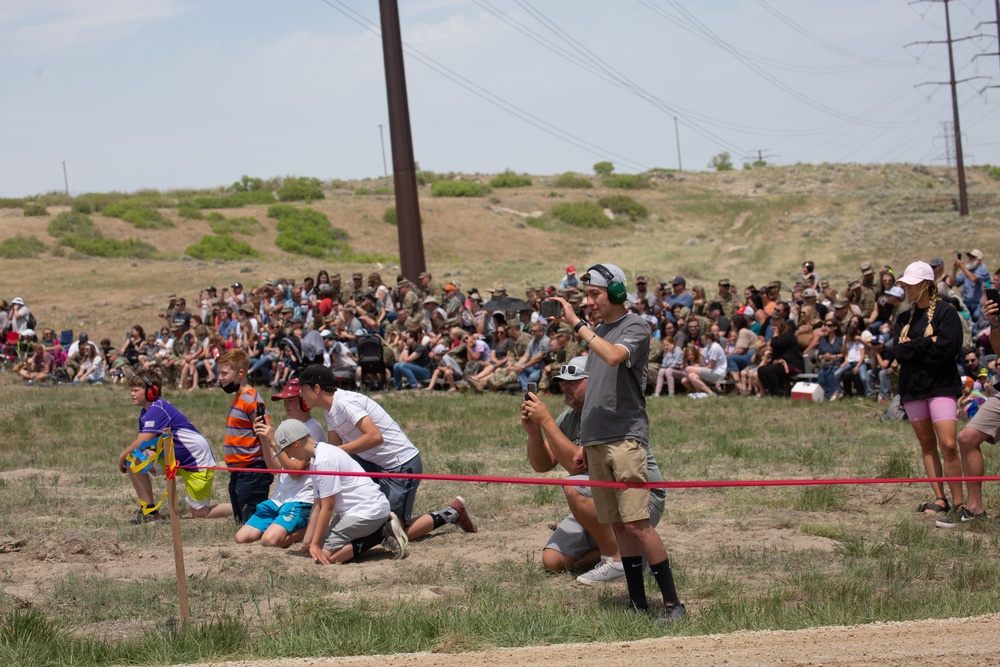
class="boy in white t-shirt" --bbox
[298,364,479,541]
[273,419,408,564]
[236,379,317,548]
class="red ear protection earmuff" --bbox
[138,374,159,402]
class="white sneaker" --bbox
[576,556,626,585]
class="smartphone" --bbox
[957,252,963,260]
[987,288,1000,306]
[255,402,267,422]
[540,300,563,319]
[525,381,538,401]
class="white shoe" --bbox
[576,556,626,585]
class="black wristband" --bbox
[574,320,590,333]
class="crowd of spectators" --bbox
[3,253,998,414]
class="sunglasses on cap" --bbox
[560,364,584,377]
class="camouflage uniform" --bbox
[646,335,663,394]
[538,331,573,392]
[486,331,532,390]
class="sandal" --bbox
[917,498,949,514]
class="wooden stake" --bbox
[164,428,190,622]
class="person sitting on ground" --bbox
[116,369,231,524]
[236,380,316,548]
[273,418,408,564]
[19,343,54,384]
[72,342,105,385]
[298,364,478,542]
[521,356,666,583]
[681,331,728,398]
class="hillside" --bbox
[1,163,999,339]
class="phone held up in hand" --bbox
[525,382,538,401]
[540,300,563,319]
[255,402,267,422]
[986,288,1000,307]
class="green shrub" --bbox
[209,216,262,236]
[601,173,651,190]
[184,234,261,261]
[431,180,492,197]
[552,172,593,189]
[598,195,648,220]
[548,201,614,228]
[33,191,74,206]
[593,161,614,176]
[101,200,173,229]
[185,190,277,209]
[276,176,325,202]
[0,198,26,209]
[48,211,100,238]
[71,199,92,214]
[231,175,264,192]
[22,202,48,216]
[178,204,204,220]
[415,162,442,186]
[490,170,532,188]
[383,207,397,225]
[0,235,46,258]
[60,235,156,258]
[268,205,350,259]
[355,186,393,195]
[710,151,734,171]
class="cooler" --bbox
[791,381,824,402]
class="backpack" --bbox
[25,311,36,332]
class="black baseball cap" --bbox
[298,364,336,387]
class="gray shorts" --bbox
[322,514,388,553]
[543,474,664,561]
[967,396,1000,444]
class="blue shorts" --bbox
[244,499,312,534]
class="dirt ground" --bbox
[186,615,1000,667]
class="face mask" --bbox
[220,372,243,394]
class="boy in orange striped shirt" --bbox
[217,348,273,523]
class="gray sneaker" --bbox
[576,556,626,585]
[381,512,409,559]
[656,603,687,623]
[936,507,988,528]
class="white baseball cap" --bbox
[897,261,935,286]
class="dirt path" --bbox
[188,614,1000,667]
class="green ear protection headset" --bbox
[585,264,628,305]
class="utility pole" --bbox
[377,124,389,178]
[379,0,426,280]
[62,160,69,196]
[742,149,778,167]
[673,116,682,171]
[909,0,987,217]
[974,0,1000,90]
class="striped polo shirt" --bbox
[224,387,268,467]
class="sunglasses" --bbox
[560,364,584,377]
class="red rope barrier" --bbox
[181,464,1000,490]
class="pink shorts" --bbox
[903,396,958,424]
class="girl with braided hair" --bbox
[892,261,964,516]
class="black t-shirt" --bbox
[172,310,192,333]
[410,343,432,370]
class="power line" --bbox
[315,0,653,172]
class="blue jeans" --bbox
[518,366,542,391]
[250,352,277,384]
[818,365,839,400]
[393,362,430,389]
[726,351,753,373]
[865,367,890,399]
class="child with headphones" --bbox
[234,379,316,548]
[117,369,232,525]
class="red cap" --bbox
[566,265,576,274]
[271,378,302,400]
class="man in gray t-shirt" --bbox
[548,263,684,621]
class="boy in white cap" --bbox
[272,418,407,564]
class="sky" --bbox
[1,0,999,197]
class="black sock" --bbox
[649,558,681,606]
[621,556,648,610]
